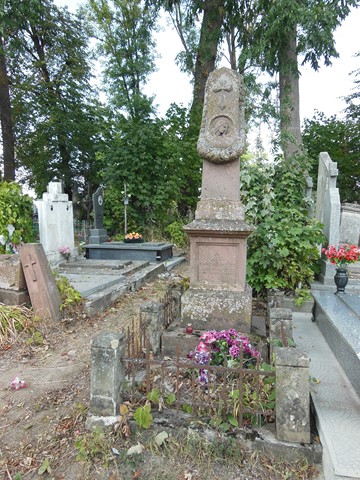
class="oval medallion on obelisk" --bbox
[197,67,245,164]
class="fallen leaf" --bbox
[38,458,51,475]
[132,469,142,479]
[154,431,169,446]
[127,443,144,456]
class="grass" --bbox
[73,426,319,480]
[0,302,36,344]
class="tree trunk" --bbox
[278,24,302,160]
[0,37,15,181]
[191,0,225,115]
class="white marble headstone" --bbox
[35,182,75,265]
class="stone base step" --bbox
[293,313,360,480]
[312,291,360,396]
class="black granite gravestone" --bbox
[88,186,109,244]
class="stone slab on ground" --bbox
[312,290,360,396]
[58,261,150,297]
[293,312,360,480]
[56,257,184,317]
[85,242,173,262]
[82,262,166,317]
[59,259,132,270]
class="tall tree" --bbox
[0,0,17,181]
[0,35,14,180]
[6,0,102,198]
[86,0,157,120]
[250,0,358,159]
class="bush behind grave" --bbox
[240,153,325,294]
[0,182,35,253]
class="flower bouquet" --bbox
[322,244,360,267]
[124,232,143,243]
[59,245,71,261]
[322,243,359,294]
[189,328,260,384]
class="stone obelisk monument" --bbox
[181,67,253,332]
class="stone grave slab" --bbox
[61,272,127,297]
[59,259,132,270]
[339,293,360,317]
[85,242,173,262]
[20,243,61,320]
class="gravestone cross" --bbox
[23,254,37,282]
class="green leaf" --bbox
[147,388,160,404]
[133,405,153,429]
[182,404,192,414]
[38,458,51,475]
[165,392,176,406]
[227,414,239,428]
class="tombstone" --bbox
[340,203,360,246]
[315,152,341,284]
[181,67,253,332]
[35,181,76,266]
[88,186,109,244]
[20,243,61,320]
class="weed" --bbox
[294,287,313,306]
[0,303,36,344]
[54,273,83,312]
[25,330,44,346]
[75,427,113,466]
[133,403,153,429]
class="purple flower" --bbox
[229,345,240,358]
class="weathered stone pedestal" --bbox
[181,219,252,332]
[88,228,109,245]
[0,254,29,305]
[180,67,253,333]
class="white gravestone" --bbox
[35,182,76,266]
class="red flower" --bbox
[322,244,360,267]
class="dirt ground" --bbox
[0,261,320,480]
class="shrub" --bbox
[165,220,188,248]
[0,182,35,253]
[240,154,325,294]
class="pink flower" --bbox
[196,341,209,353]
[199,331,216,345]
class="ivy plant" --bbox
[240,154,325,295]
[0,182,35,253]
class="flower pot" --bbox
[334,267,348,294]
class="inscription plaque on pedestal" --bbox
[197,243,238,286]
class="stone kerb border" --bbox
[87,290,311,446]
[267,292,311,444]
